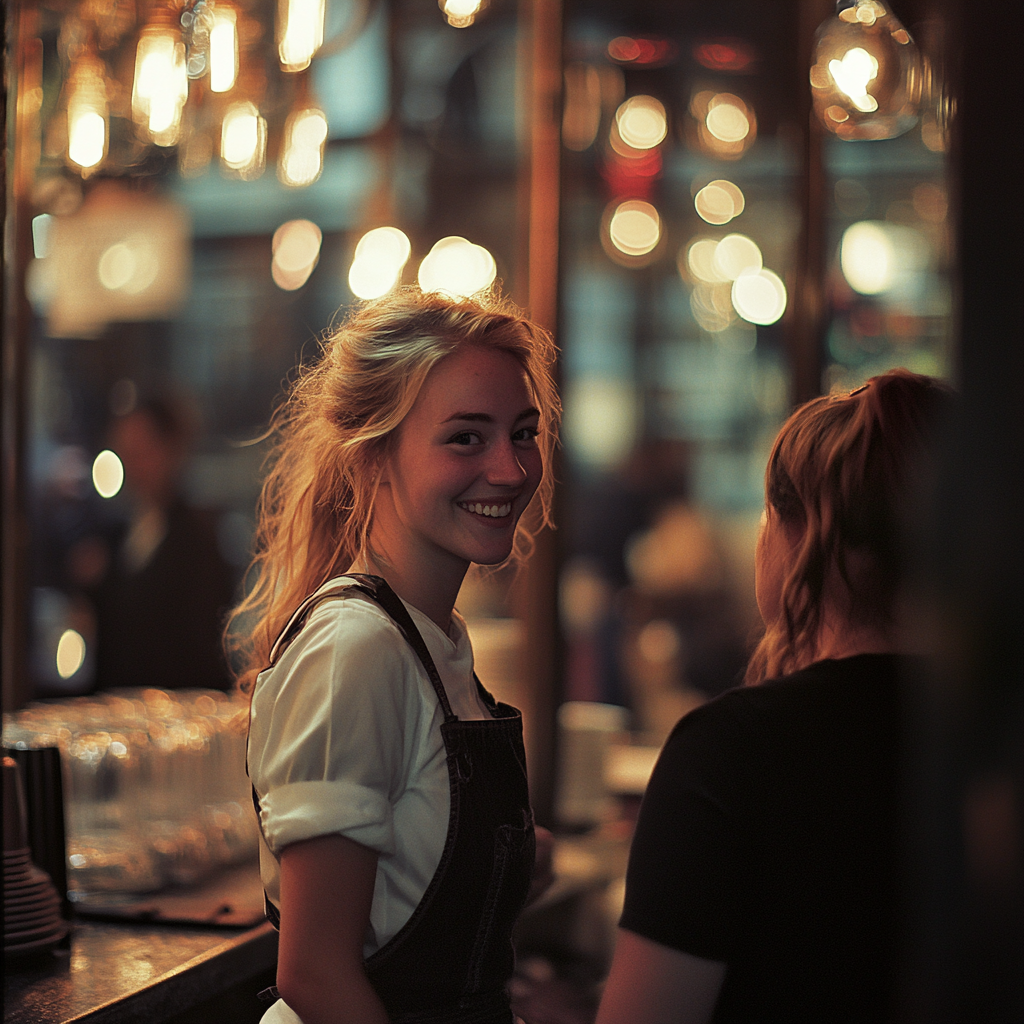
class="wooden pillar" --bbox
[515,0,563,826]
[2,5,40,714]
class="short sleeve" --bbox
[619,694,755,962]
[249,598,425,858]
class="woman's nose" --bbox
[485,439,528,487]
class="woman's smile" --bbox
[368,343,543,588]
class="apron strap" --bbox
[267,573,457,722]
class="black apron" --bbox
[249,574,535,1024]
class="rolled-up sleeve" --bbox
[249,601,415,857]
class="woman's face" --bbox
[755,505,800,627]
[372,343,543,579]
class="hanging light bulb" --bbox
[221,100,267,179]
[439,0,486,29]
[209,6,239,93]
[132,18,189,146]
[66,54,109,176]
[810,1,922,140]
[278,0,326,72]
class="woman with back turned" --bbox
[597,370,953,1024]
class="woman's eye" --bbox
[448,431,481,446]
[513,426,539,444]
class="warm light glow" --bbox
[67,57,108,173]
[839,221,928,295]
[705,97,750,142]
[615,95,668,150]
[279,0,326,71]
[689,283,736,333]
[348,227,412,300]
[279,108,328,186]
[132,29,188,145]
[811,1,921,140]
[829,47,880,113]
[272,220,322,291]
[221,102,267,178]
[695,180,745,225]
[56,629,87,679]
[441,0,484,28]
[731,269,787,325]
[841,221,893,293]
[97,240,159,294]
[209,9,238,93]
[683,238,730,284]
[608,201,661,257]
[69,111,106,170]
[713,233,762,281]
[92,449,124,498]
[690,91,756,158]
[418,237,496,299]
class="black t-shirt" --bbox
[620,654,905,1023]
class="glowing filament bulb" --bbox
[829,47,880,112]
[440,0,484,28]
[209,9,238,93]
[279,0,325,72]
[132,29,188,145]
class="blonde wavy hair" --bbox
[746,369,952,685]
[229,288,560,693]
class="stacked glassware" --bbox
[2,689,256,904]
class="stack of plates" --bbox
[4,846,68,957]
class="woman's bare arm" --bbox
[596,928,727,1024]
[276,834,389,1024]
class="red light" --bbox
[608,36,678,67]
[600,149,662,199]
[693,39,756,72]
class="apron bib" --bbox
[250,575,535,1024]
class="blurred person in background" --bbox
[596,370,953,1024]
[91,393,237,691]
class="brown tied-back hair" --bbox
[228,288,560,694]
[746,368,953,685]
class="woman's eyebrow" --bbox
[442,407,540,425]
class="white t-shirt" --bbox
[248,579,493,960]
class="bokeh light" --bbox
[279,0,326,71]
[56,629,87,679]
[840,220,929,295]
[731,269,787,325]
[209,8,238,93]
[608,200,661,257]
[694,179,745,225]
[840,221,893,294]
[705,97,751,142]
[683,237,729,283]
[713,233,762,280]
[417,236,496,299]
[348,226,412,300]
[92,449,124,498]
[221,101,267,178]
[279,107,328,186]
[614,95,668,150]
[690,91,757,159]
[272,218,322,290]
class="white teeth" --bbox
[462,502,512,518]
